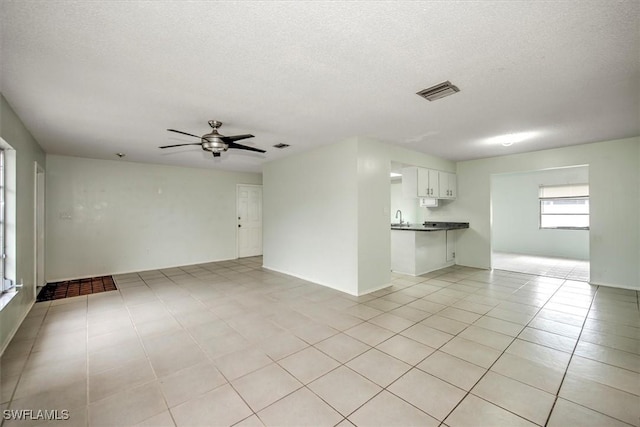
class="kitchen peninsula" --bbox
[391,222,469,276]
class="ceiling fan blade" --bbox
[167,129,201,139]
[227,141,266,153]
[159,143,202,149]
[212,152,221,157]
[222,134,254,142]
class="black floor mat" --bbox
[36,276,117,302]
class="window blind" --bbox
[539,184,589,199]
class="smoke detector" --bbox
[417,81,460,101]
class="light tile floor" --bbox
[493,252,590,282]
[1,257,639,427]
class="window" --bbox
[539,184,589,230]
[0,149,8,293]
[0,142,18,309]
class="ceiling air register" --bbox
[417,81,460,101]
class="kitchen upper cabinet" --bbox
[438,171,457,199]
[419,168,439,198]
[403,167,456,200]
[403,166,439,198]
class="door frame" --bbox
[489,165,590,276]
[33,161,46,291]
[236,184,263,259]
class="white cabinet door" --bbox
[448,173,457,199]
[418,168,439,197]
[428,169,439,197]
[402,167,418,198]
[403,166,433,197]
[403,167,449,199]
[438,172,457,199]
[417,167,431,197]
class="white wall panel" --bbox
[45,155,261,281]
[456,137,640,290]
[263,140,359,295]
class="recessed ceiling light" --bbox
[116,153,126,158]
[486,132,537,147]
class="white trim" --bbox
[390,260,456,277]
[33,161,46,292]
[45,256,239,283]
[0,299,35,356]
[261,264,359,296]
[0,138,16,291]
[356,281,395,296]
[236,183,263,259]
[589,281,640,292]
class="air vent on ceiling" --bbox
[417,81,460,101]
[273,143,290,149]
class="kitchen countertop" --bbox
[391,221,469,231]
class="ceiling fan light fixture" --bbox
[201,138,228,152]
[160,120,266,158]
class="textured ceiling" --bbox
[1,1,638,173]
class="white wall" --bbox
[0,94,46,354]
[356,139,393,294]
[46,155,261,281]
[455,137,640,290]
[492,166,590,260]
[263,137,457,295]
[357,138,460,293]
[390,180,419,224]
[263,139,359,294]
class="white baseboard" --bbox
[46,256,239,283]
[261,264,359,296]
[588,280,640,292]
[0,298,35,357]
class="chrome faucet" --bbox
[395,210,404,225]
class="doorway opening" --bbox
[490,165,590,281]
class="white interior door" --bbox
[35,163,46,288]
[237,185,262,258]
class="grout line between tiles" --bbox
[4,259,636,427]
[435,275,568,426]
